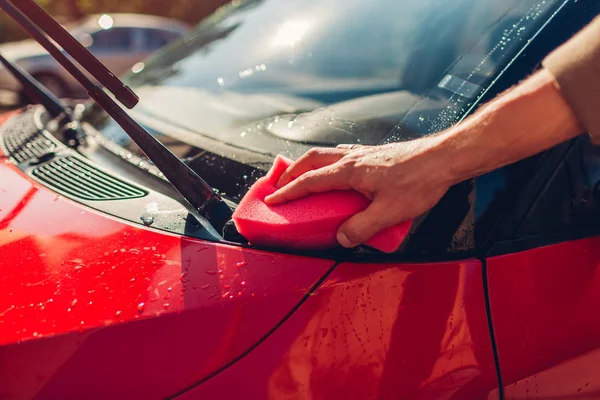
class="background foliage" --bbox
[0,0,229,43]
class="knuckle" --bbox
[306,148,323,158]
[339,155,358,169]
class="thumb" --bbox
[336,200,393,248]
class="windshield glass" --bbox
[83,0,560,196]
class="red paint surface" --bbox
[0,111,499,399]
[180,260,499,399]
[487,236,600,396]
[0,137,335,398]
[501,347,600,398]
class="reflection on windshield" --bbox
[84,0,560,193]
[129,0,526,100]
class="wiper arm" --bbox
[0,0,233,232]
[0,52,70,122]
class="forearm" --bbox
[435,69,584,184]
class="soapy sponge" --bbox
[232,155,412,253]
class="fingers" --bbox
[265,165,351,205]
[277,148,348,188]
[336,199,397,248]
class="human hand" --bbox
[265,138,456,248]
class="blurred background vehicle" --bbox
[0,13,189,103]
[0,0,230,106]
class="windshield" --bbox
[82,0,561,195]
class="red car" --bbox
[1,0,600,398]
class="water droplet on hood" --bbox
[140,216,154,226]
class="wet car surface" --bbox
[1,0,600,399]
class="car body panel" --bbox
[501,347,600,399]
[487,236,600,398]
[0,115,335,398]
[179,259,499,399]
[1,0,598,397]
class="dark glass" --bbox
[141,28,180,50]
[89,27,133,50]
[82,0,563,198]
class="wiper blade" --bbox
[0,52,70,122]
[0,0,233,232]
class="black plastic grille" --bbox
[32,156,147,201]
[2,113,55,163]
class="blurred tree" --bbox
[64,0,85,20]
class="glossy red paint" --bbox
[0,138,335,398]
[180,260,500,399]
[487,236,600,397]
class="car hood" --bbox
[0,111,335,398]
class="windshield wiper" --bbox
[0,0,233,232]
[0,52,70,122]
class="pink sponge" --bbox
[232,155,412,253]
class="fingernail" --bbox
[337,231,353,248]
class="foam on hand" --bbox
[232,155,412,253]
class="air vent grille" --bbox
[2,114,55,163]
[33,156,147,201]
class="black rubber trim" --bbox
[167,261,340,399]
[481,258,504,399]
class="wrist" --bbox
[420,131,473,187]
[428,69,584,186]
[441,132,475,186]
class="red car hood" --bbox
[0,112,335,398]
